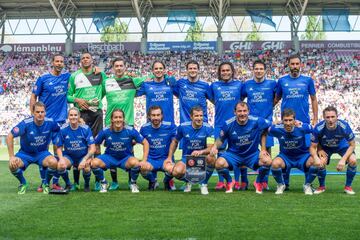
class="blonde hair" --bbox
[68,107,84,124]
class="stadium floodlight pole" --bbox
[285,0,308,53]
[132,0,153,54]
[209,0,230,55]
[0,11,6,44]
[49,0,78,55]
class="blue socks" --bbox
[58,169,71,186]
[306,166,318,184]
[73,166,80,185]
[83,171,91,187]
[234,166,240,182]
[256,166,270,183]
[271,167,284,184]
[217,168,232,183]
[201,165,214,185]
[318,168,326,187]
[39,166,46,184]
[46,168,57,185]
[129,166,140,184]
[92,168,105,182]
[12,169,26,185]
[142,171,156,183]
[346,165,357,187]
[240,167,248,184]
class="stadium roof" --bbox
[0,0,359,19]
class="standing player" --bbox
[67,52,106,190]
[139,106,177,190]
[241,59,277,190]
[310,106,357,195]
[102,57,145,190]
[136,61,176,124]
[173,60,212,123]
[91,109,149,193]
[7,102,60,194]
[209,62,246,190]
[275,53,318,190]
[269,109,318,195]
[55,107,95,192]
[164,106,215,195]
[30,54,70,191]
[211,102,272,194]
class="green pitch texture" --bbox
[0,146,359,239]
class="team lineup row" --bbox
[7,52,356,195]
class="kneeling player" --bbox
[269,109,318,195]
[211,101,272,194]
[55,107,95,192]
[164,106,215,195]
[91,109,149,193]
[140,106,177,190]
[7,102,60,194]
[310,106,357,195]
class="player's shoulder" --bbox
[197,79,210,86]
[273,124,285,129]
[102,127,111,133]
[125,125,134,130]
[338,119,350,130]
[248,115,259,121]
[277,74,289,81]
[203,122,212,128]
[23,117,34,124]
[79,124,90,130]
[315,121,326,131]
[44,117,55,123]
[180,121,192,127]
[38,72,52,80]
[60,122,70,130]
[142,122,152,128]
[225,116,236,125]
[162,121,172,126]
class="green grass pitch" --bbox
[0,145,359,239]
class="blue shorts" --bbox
[63,154,84,167]
[221,151,260,170]
[277,152,311,172]
[97,154,131,170]
[16,150,52,170]
[324,147,354,164]
[147,158,165,172]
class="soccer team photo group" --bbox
[0,1,359,239]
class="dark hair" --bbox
[33,101,46,111]
[186,60,200,70]
[281,108,296,119]
[110,108,125,129]
[147,105,163,119]
[323,106,338,116]
[112,57,126,67]
[190,106,203,116]
[253,59,266,69]
[152,60,165,70]
[52,54,64,62]
[288,54,301,63]
[234,101,249,111]
[218,61,235,80]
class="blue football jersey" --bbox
[242,79,277,121]
[32,72,70,123]
[312,120,354,151]
[136,77,176,124]
[276,74,316,123]
[210,80,242,128]
[140,121,177,161]
[220,116,271,157]
[11,117,60,153]
[175,122,214,158]
[173,78,211,123]
[56,123,94,159]
[95,126,144,159]
[269,123,312,157]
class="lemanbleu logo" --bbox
[0,45,12,52]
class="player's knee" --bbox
[271,158,282,169]
[91,158,102,168]
[260,156,272,166]
[215,158,227,169]
[45,156,58,169]
[127,158,139,168]
[348,157,357,167]
[173,165,185,178]
[206,155,216,166]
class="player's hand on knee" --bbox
[78,160,86,170]
[210,146,218,156]
[138,161,148,170]
[336,159,346,171]
[318,150,328,159]
[9,156,21,169]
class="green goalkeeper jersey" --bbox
[103,75,145,126]
[67,69,107,110]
